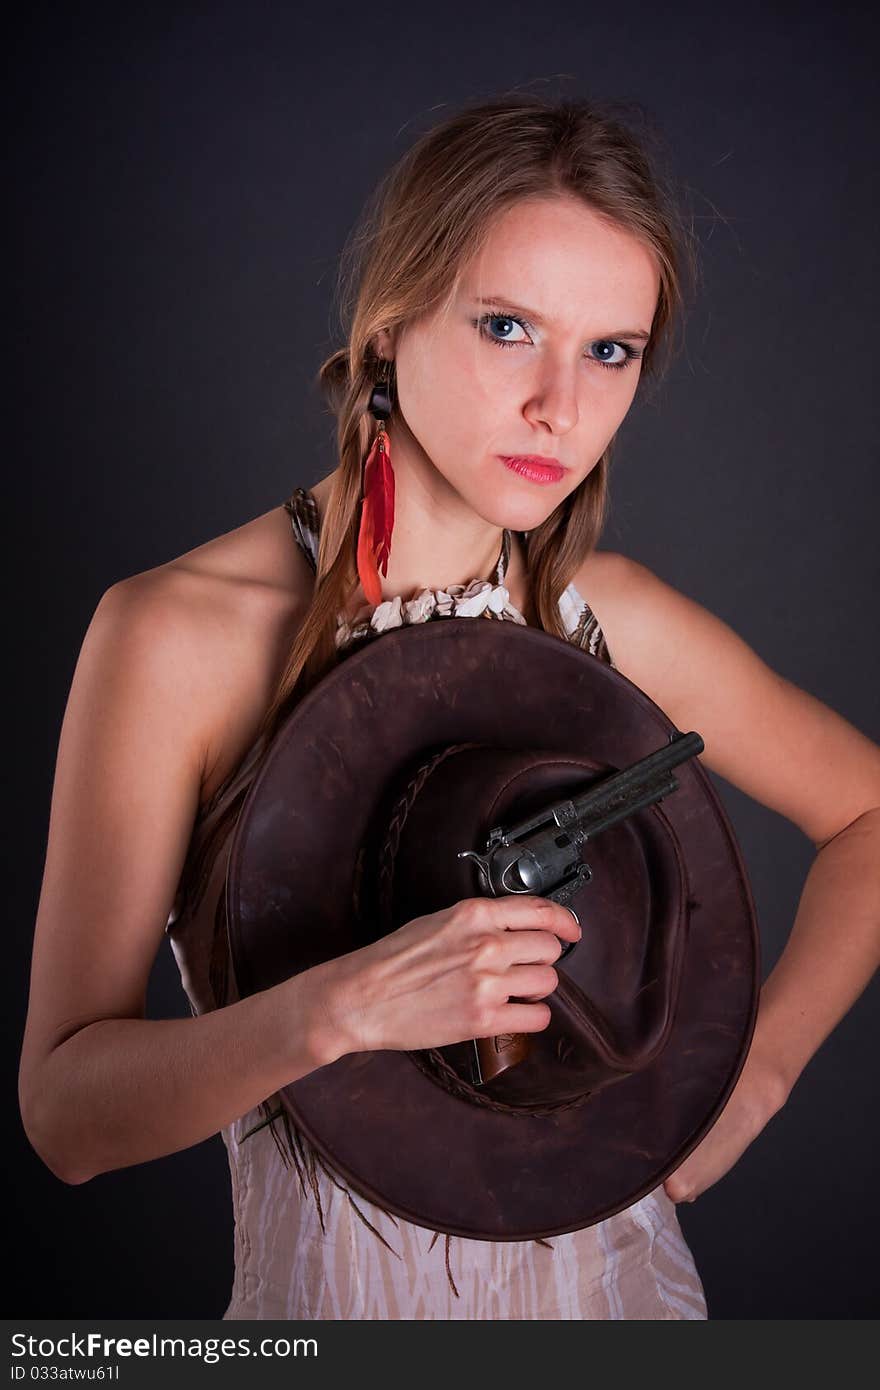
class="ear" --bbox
[373,326,397,361]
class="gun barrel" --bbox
[575,772,679,840]
[502,731,704,843]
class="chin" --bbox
[455,466,573,534]
[491,486,569,534]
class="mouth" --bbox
[498,455,566,484]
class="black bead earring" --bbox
[368,379,392,421]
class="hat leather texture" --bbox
[226,618,760,1241]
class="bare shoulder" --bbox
[573,550,880,846]
[109,503,314,806]
[572,549,686,691]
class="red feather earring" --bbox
[356,378,395,608]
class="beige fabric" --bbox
[165,491,708,1320]
[218,1108,707,1320]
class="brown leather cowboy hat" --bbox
[226,618,759,1241]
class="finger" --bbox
[504,962,560,1000]
[492,999,553,1034]
[485,896,582,942]
[496,928,568,966]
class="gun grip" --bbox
[473,1032,530,1084]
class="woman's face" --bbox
[381,195,661,534]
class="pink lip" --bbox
[499,455,566,484]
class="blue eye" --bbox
[589,340,638,370]
[477,313,531,347]
[474,310,642,372]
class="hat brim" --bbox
[227,619,759,1240]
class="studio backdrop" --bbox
[9,1,878,1319]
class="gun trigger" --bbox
[457,849,493,892]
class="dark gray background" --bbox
[8,2,878,1319]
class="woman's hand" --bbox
[310,895,581,1062]
[663,1047,789,1203]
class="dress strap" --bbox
[282,488,320,573]
[560,580,616,667]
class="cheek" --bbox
[396,374,446,440]
[398,335,495,429]
[594,374,641,448]
[465,344,532,404]
[394,353,473,457]
[603,364,642,421]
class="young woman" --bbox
[19,95,880,1319]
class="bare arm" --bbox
[18,575,336,1183]
[581,552,880,1197]
[755,804,880,1099]
[20,575,574,1185]
[27,971,338,1185]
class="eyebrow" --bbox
[473,295,651,341]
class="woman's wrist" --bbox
[283,955,362,1072]
[738,1030,791,1120]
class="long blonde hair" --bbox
[255,94,695,749]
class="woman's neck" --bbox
[309,469,533,619]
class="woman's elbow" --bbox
[19,1086,92,1186]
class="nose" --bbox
[523,356,580,435]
